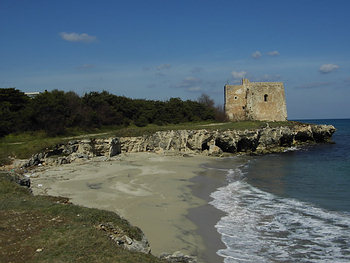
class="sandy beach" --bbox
[30,152,226,262]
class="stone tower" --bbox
[224,79,287,121]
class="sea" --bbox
[209,119,350,263]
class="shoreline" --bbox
[30,152,228,261]
[188,156,250,263]
[187,168,227,263]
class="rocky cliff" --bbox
[120,123,335,155]
[23,123,336,167]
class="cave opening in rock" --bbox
[215,138,236,153]
[201,142,209,151]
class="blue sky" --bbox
[1,0,349,119]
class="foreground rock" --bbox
[22,123,336,168]
[160,251,197,263]
[23,138,121,167]
[96,222,151,254]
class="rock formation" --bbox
[160,251,197,263]
[119,123,335,155]
[23,138,121,167]
[22,123,336,168]
[96,222,151,254]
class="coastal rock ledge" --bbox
[23,123,335,167]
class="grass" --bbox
[0,120,299,166]
[0,172,166,263]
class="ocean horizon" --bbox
[209,118,350,263]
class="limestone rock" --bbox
[22,137,122,168]
[208,144,223,156]
[160,251,197,263]
[96,223,151,254]
[109,138,121,157]
[22,124,336,168]
[311,124,336,142]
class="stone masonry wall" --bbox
[246,82,287,121]
[225,79,287,121]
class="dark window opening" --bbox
[264,94,268,102]
[242,106,245,110]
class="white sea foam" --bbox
[283,146,299,152]
[210,166,350,263]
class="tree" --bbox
[197,93,215,109]
[197,93,227,122]
[0,88,29,136]
[0,88,222,137]
[28,90,69,135]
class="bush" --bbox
[134,115,148,127]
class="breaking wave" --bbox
[210,166,350,263]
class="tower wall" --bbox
[224,79,287,121]
[224,84,247,121]
[246,82,287,121]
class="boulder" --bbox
[208,144,222,156]
[160,251,197,263]
[311,124,336,142]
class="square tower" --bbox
[224,79,287,121]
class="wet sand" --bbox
[30,152,226,262]
[188,168,227,263]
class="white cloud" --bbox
[59,32,97,43]
[267,50,280,56]
[232,71,247,79]
[251,51,262,59]
[319,64,339,74]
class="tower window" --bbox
[264,94,268,102]
[234,96,238,100]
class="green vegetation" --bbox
[0,172,166,263]
[0,88,220,137]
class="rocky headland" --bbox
[23,123,336,168]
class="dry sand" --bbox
[30,152,221,259]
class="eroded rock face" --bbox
[22,124,336,168]
[23,138,121,167]
[120,124,336,156]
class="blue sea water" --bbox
[210,119,350,263]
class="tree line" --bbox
[0,88,226,137]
